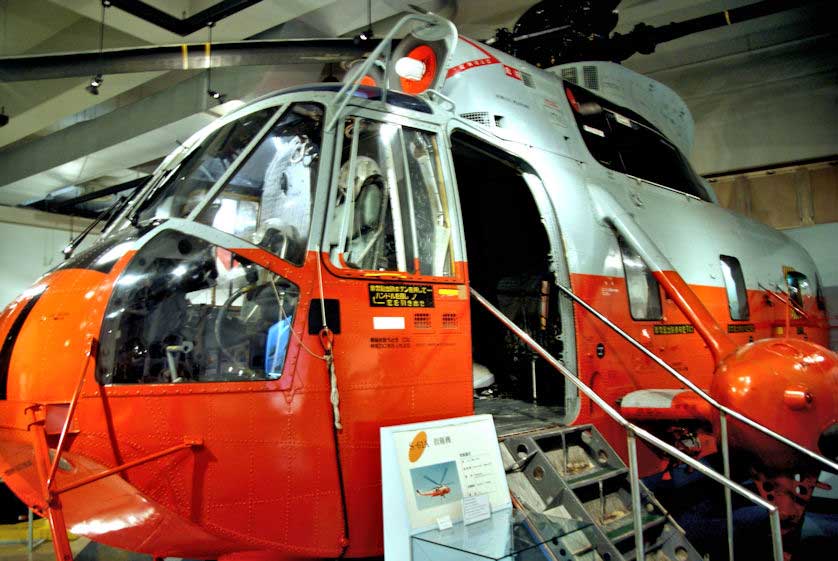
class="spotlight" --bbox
[86,74,103,95]
[207,90,227,104]
[0,107,8,128]
[355,28,373,43]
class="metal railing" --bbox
[550,283,838,561]
[324,13,456,132]
[471,288,785,561]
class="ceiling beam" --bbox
[0,64,320,204]
[108,0,263,36]
[0,38,376,82]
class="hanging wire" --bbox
[206,21,226,103]
[1,0,8,56]
[86,1,110,94]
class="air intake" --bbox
[560,67,578,85]
[583,65,599,90]
[460,112,492,128]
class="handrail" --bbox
[553,282,838,474]
[471,288,785,561]
[759,282,809,319]
[325,13,453,132]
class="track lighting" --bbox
[355,0,374,43]
[86,74,103,95]
[204,22,226,105]
[86,1,110,96]
[207,89,227,104]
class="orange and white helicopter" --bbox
[415,465,452,498]
[0,7,836,561]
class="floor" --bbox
[474,396,565,437]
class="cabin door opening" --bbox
[450,132,565,410]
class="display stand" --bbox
[411,508,593,561]
[382,415,595,560]
[381,415,511,560]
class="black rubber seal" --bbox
[0,293,42,400]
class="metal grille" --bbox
[442,312,458,329]
[414,313,432,329]
[521,71,534,88]
[459,112,492,127]
[561,67,578,84]
[583,65,599,90]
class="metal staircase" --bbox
[501,424,702,561]
[470,287,824,561]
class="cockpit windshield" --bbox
[196,103,324,265]
[124,102,324,266]
[131,107,276,225]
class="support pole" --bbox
[627,429,644,561]
[720,412,735,561]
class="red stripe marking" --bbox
[458,35,498,59]
[446,35,502,78]
[503,65,522,80]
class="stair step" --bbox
[502,424,704,561]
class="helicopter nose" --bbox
[0,286,47,399]
[711,338,838,470]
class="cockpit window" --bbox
[130,107,276,225]
[195,103,324,266]
[326,117,453,276]
[97,231,299,385]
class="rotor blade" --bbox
[608,0,816,61]
[423,475,440,486]
[0,38,381,82]
[440,465,449,484]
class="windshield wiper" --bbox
[62,193,133,260]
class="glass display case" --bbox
[411,508,597,561]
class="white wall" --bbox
[0,208,95,308]
[626,14,838,176]
[0,221,71,307]
[785,223,838,351]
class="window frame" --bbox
[720,255,750,321]
[786,270,810,312]
[96,223,304,387]
[190,102,328,266]
[617,235,663,321]
[116,101,287,231]
[321,108,460,282]
[564,81,711,202]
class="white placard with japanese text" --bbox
[381,414,511,560]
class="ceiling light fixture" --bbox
[355,0,374,43]
[86,74,103,95]
[205,21,226,104]
[87,1,111,96]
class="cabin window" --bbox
[618,236,662,320]
[720,255,749,320]
[326,117,453,276]
[815,272,827,311]
[786,270,810,311]
[195,103,324,266]
[97,231,299,385]
[564,82,709,201]
[131,107,276,225]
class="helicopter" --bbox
[0,3,836,561]
[415,465,452,498]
